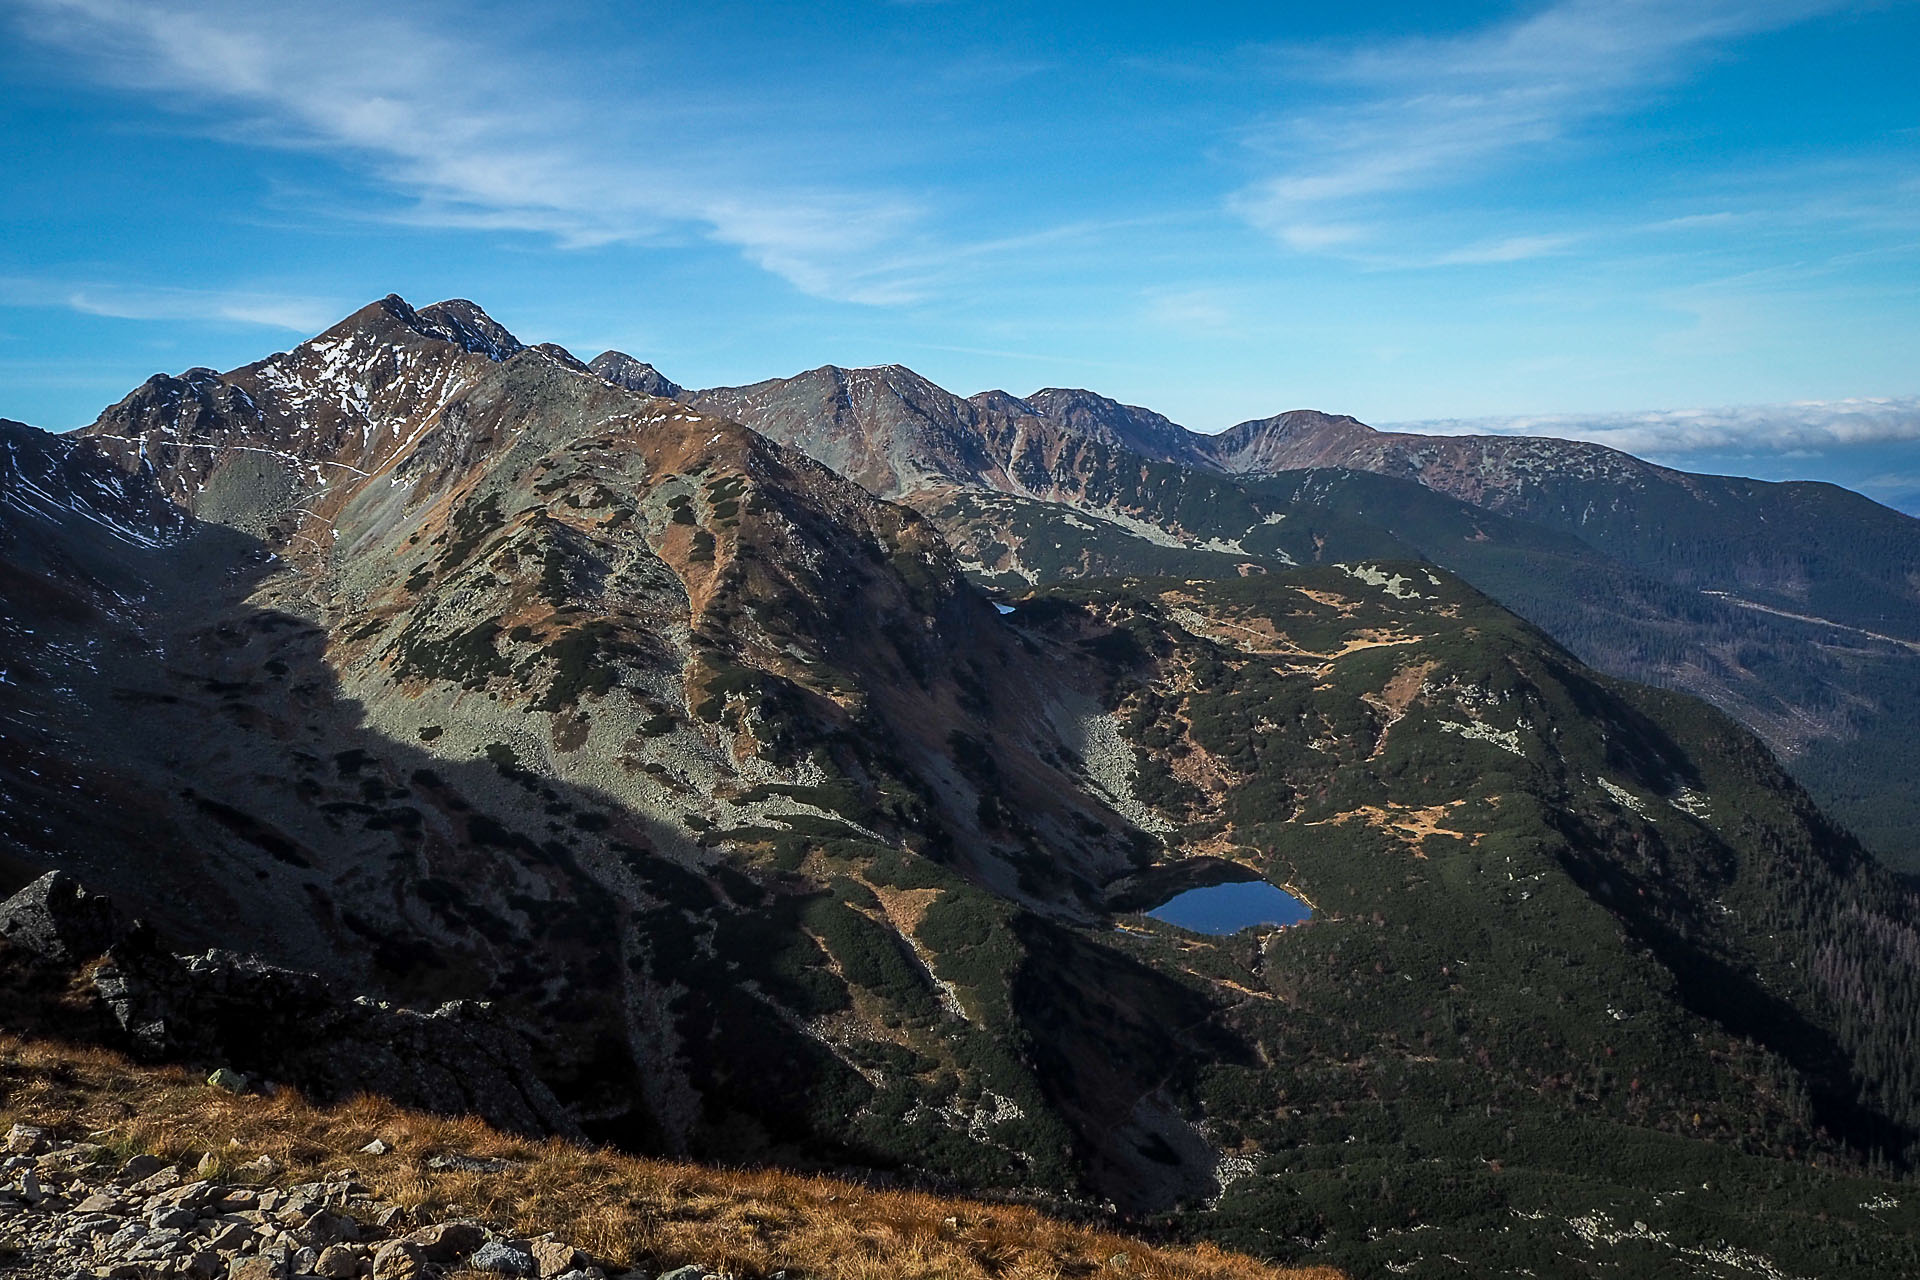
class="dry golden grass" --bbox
[1310,803,1483,853]
[0,1033,1339,1280]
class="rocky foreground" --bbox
[0,1038,1321,1280]
[0,1124,657,1280]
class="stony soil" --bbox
[0,1124,732,1280]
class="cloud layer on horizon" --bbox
[1388,396,1920,460]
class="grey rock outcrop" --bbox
[0,872,133,965]
[0,1140,624,1280]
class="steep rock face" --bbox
[692,369,1222,502]
[414,297,528,362]
[0,871,129,965]
[1198,409,1379,475]
[1,417,188,549]
[80,295,512,541]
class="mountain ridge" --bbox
[669,345,1920,871]
[67,296,1920,865]
[9,295,1920,1275]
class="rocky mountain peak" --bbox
[1019,386,1203,465]
[1216,407,1374,445]
[318,294,521,362]
[688,362,1003,496]
[1202,409,1378,473]
[790,363,954,414]
[529,341,590,372]
[965,389,1034,416]
[836,362,926,385]
[1023,387,1118,417]
[410,297,526,361]
[67,295,549,547]
[589,350,684,399]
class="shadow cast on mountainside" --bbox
[1553,804,1913,1164]
[0,509,1252,1211]
[6,518,864,1155]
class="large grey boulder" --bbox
[0,871,131,963]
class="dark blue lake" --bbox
[1146,880,1311,934]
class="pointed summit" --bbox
[589,351,684,399]
[413,298,526,362]
[323,294,526,363]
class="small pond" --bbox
[1146,879,1311,935]
[994,602,1017,615]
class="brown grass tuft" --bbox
[0,1033,1339,1280]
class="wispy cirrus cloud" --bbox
[1390,396,1920,458]
[0,277,344,332]
[66,287,342,332]
[8,0,935,304]
[1429,234,1579,266]
[1232,0,1848,260]
[1141,286,1241,332]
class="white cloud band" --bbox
[1390,397,1920,457]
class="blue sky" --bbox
[2,0,1918,504]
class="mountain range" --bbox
[4,295,1920,1278]
[685,360,1920,872]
